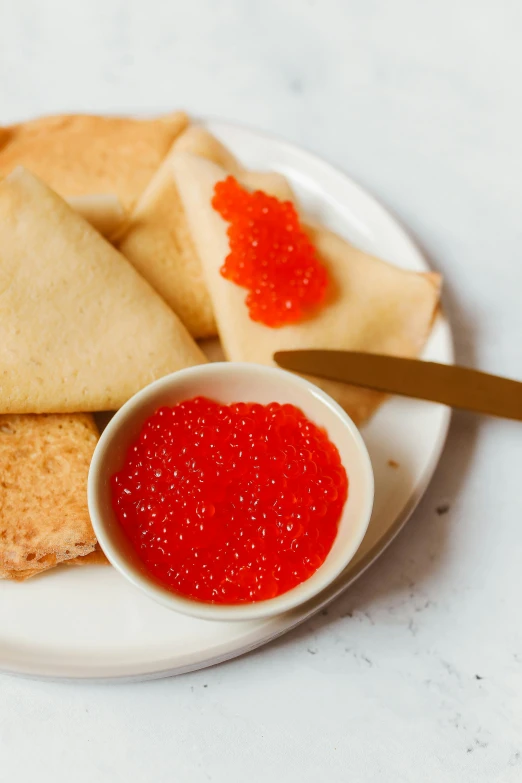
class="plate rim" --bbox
[0,116,454,681]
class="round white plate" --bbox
[0,120,453,681]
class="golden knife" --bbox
[273,350,522,421]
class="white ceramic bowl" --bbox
[88,362,374,621]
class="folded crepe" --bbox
[118,125,294,338]
[0,168,206,414]
[0,413,100,580]
[172,153,441,425]
[0,112,188,210]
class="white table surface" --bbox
[1,1,521,780]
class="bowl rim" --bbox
[88,362,375,621]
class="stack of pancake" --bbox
[0,112,440,580]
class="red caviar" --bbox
[111,397,348,604]
[212,177,329,327]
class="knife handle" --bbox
[360,357,522,420]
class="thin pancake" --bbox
[0,168,206,414]
[118,125,294,338]
[118,135,217,338]
[172,153,441,425]
[0,112,188,210]
[0,413,98,579]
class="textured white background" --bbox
[1,1,521,780]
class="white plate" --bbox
[0,120,453,681]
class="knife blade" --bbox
[273,350,522,421]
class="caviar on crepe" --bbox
[212,176,329,327]
[111,397,348,604]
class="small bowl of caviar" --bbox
[88,362,374,621]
